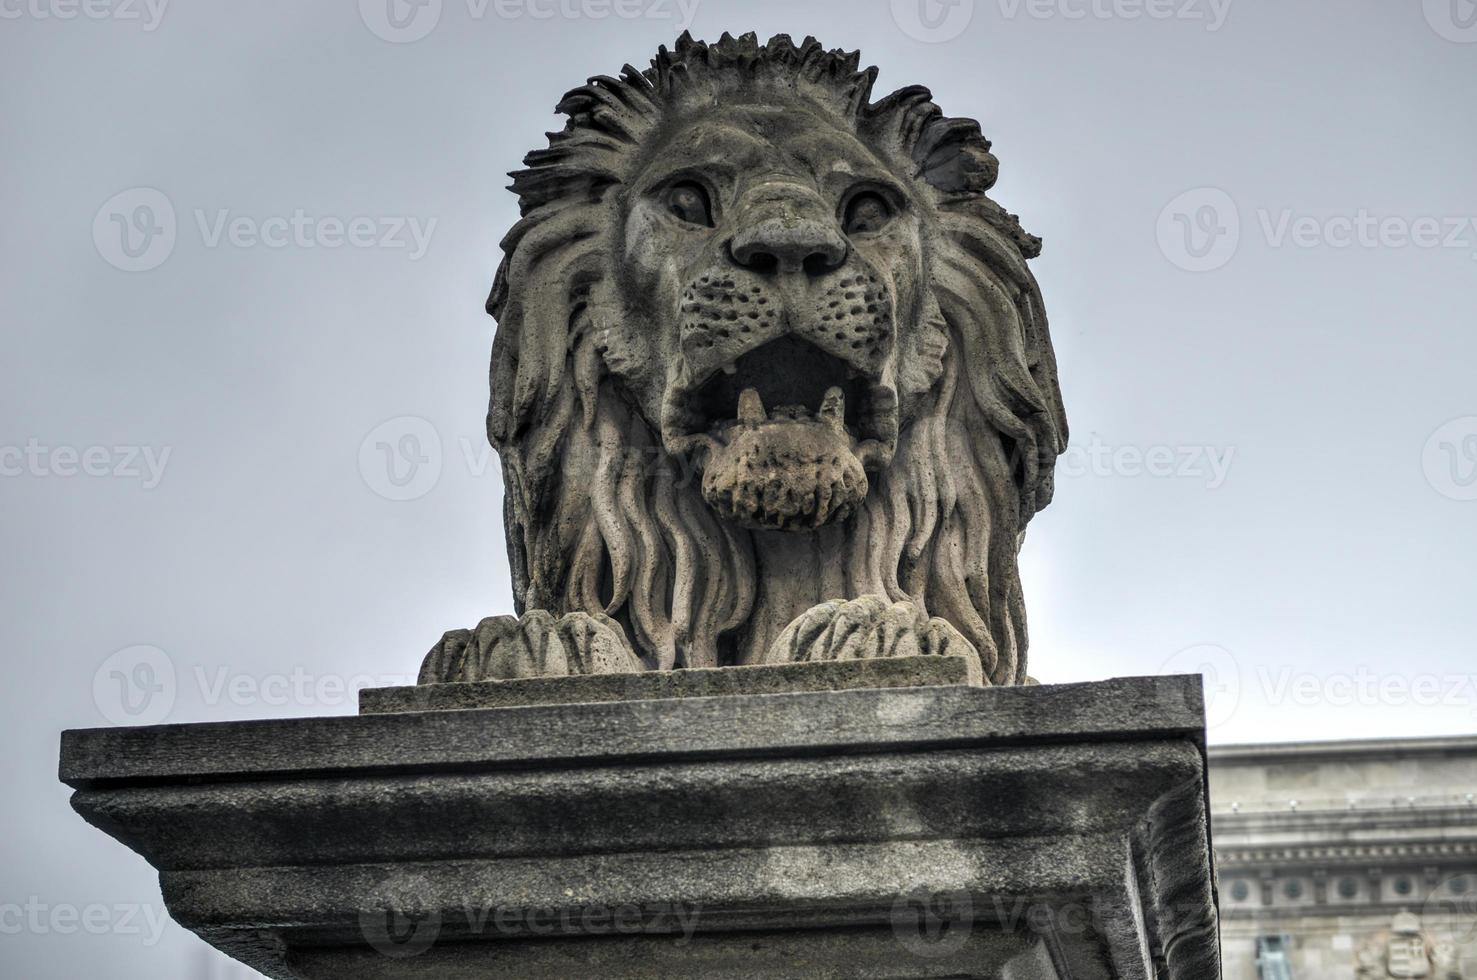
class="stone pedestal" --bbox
[59,664,1221,978]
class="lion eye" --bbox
[843,192,893,236]
[665,182,714,227]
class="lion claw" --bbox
[418,610,644,684]
[760,595,984,685]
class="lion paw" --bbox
[418,610,644,684]
[761,595,983,685]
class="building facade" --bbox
[1212,737,1477,979]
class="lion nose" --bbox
[729,216,849,276]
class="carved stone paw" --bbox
[418,610,644,684]
[762,595,983,685]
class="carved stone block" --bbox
[60,674,1221,978]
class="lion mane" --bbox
[483,32,1066,686]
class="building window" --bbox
[1338,877,1359,899]
[1451,876,1469,895]
[1256,935,1295,979]
[1283,880,1303,900]
[1230,880,1251,901]
[1393,877,1413,896]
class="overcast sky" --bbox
[3,0,1475,975]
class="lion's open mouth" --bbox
[660,335,899,531]
[664,335,896,467]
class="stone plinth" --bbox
[361,654,979,713]
[59,671,1221,979]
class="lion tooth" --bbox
[819,386,846,430]
[721,362,738,376]
[738,387,765,425]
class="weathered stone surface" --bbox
[365,654,978,714]
[420,31,1069,685]
[286,924,1059,980]
[59,675,1221,979]
[62,675,1205,786]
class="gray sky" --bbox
[3,0,1475,975]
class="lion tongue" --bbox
[738,387,766,425]
[818,386,846,432]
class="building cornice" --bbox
[1210,734,1477,765]
[1217,838,1477,868]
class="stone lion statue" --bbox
[420,32,1067,688]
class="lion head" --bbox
[484,32,1066,685]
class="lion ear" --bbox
[914,117,999,196]
[865,86,1000,196]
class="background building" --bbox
[1212,737,1477,978]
